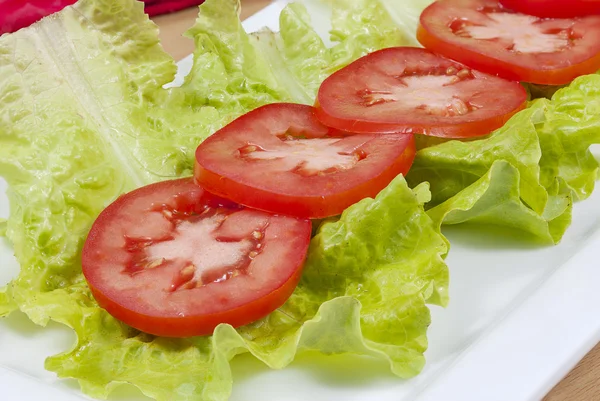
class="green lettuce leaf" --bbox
[406,101,572,243]
[406,74,600,243]
[183,0,293,109]
[0,0,237,320]
[182,0,434,109]
[425,160,572,244]
[0,0,448,400]
[326,0,433,70]
[407,103,550,214]
[0,289,14,316]
[537,74,600,200]
[44,176,448,400]
[1,0,171,318]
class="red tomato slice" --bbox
[82,178,311,337]
[194,103,416,219]
[418,0,600,85]
[500,0,600,19]
[315,47,526,138]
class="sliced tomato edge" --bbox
[314,101,526,138]
[194,135,416,218]
[417,16,600,85]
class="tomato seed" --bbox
[457,69,471,79]
[146,258,165,269]
[449,98,470,116]
[355,149,367,161]
[181,264,196,278]
[446,66,458,75]
[182,281,196,289]
[239,145,258,154]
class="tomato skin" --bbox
[82,178,311,337]
[314,98,526,138]
[500,0,600,19]
[195,136,416,219]
[194,103,416,219]
[86,262,305,338]
[418,0,600,85]
[315,47,527,138]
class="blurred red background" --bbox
[0,0,205,34]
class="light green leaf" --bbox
[182,0,434,110]
[377,0,434,46]
[44,176,448,400]
[183,0,289,110]
[427,161,572,244]
[0,0,236,320]
[538,74,600,200]
[407,102,550,215]
[327,0,405,68]
[326,0,433,70]
[407,75,600,243]
[251,3,332,103]
[0,288,14,316]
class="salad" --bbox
[1,0,600,400]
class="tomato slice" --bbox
[418,0,600,85]
[314,47,526,138]
[82,178,311,337]
[194,103,416,219]
[500,0,600,19]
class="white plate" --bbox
[2,2,600,401]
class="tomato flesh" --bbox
[418,0,600,85]
[500,0,600,19]
[315,47,526,138]
[82,178,311,337]
[194,103,416,219]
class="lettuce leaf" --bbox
[0,0,239,320]
[408,103,550,213]
[183,0,295,108]
[1,0,172,318]
[323,0,433,71]
[406,75,600,243]
[406,101,573,243]
[425,160,572,244]
[0,0,448,400]
[45,176,448,400]
[181,0,434,109]
[538,74,600,200]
